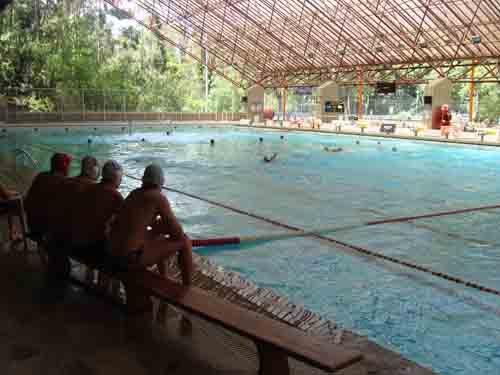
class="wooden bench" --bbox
[66,250,363,375]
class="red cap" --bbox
[51,153,72,176]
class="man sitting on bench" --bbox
[109,164,193,285]
[52,156,102,242]
[24,152,72,241]
[68,160,124,287]
[73,155,100,184]
[69,160,123,252]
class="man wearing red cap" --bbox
[24,153,73,280]
[24,153,73,239]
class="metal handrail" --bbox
[12,148,39,170]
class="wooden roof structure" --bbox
[107,0,500,88]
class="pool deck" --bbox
[234,122,500,148]
[0,132,440,375]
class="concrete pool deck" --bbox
[0,246,439,375]
[234,123,500,148]
[0,137,439,375]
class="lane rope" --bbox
[25,143,500,297]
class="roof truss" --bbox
[107,0,500,88]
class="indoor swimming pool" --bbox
[3,124,500,375]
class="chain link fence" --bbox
[0,88,246,123]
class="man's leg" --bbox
[141,237,193,285]
[177,241,193,286]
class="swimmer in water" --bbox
[210,139,215,146]
[141,138,146,142]
[324,146,343,153]
[280,135,284,140]
[259,137,263,142]
[355,140,360,145]
[392,147,397,152]
[263,153,278,163]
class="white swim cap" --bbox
[142,164,164,187]
[102,160,123,182]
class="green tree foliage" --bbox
[0,0,245,112]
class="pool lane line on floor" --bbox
[25,143,500,298]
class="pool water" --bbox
[5,125,500,375]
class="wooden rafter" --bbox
[109,0,500,88]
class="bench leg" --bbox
[256,342,290,375]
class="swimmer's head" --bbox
[356,140,360,144]
[101,160,123,188]
[259,137,263,142]
[141,138,146,142]
[210,139,215,145]
[392,147,397,152]
[50,153,72,177]
[142,163,165,188]
[280,135,284,140]
[80,155,100,181]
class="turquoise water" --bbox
[4,125,500,374]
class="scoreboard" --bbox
[376,82,396,95]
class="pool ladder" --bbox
[12,148,39,170]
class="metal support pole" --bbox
[122,92,126,122]
[358,69,363,120]
[5,89,9,123]
[82,89,86,121]
[103,89,106,121]
[469,63,476,123]
[283,87,288,123]
[61,91,65,122]
[15,88,18,123]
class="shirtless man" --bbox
[69,160,124,288]
[53,156,101,241]
[74,155,100,184]
[70,160,124,251]
[23,153,72,281]
[24,153,72,238]
[263,153,278,163]
[109,164,193,286]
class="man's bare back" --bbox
[109,176,192,285]
[110,187,182,254]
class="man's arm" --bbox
[157,194,185,240]
[105,192,125,239]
